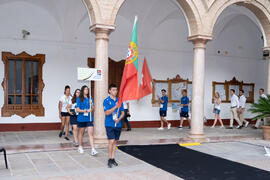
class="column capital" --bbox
[263,46,270,60]
[263,46,270,51]
[188,35,212,48]
[90,24,115,40]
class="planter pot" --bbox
[262,126,270,140]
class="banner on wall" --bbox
[77,67,102,81]
[172,103,180,112]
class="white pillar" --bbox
[266,49,270,94]
[188,36,211,140]
[263,47,270,94]
[90,25,114,147]
[267,58,270,94]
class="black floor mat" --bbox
[118,144,270,180]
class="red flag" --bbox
[118,16,139,106]
[138,58,152,100]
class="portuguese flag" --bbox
[118,16,139,106]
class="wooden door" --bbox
[88,57,125,97]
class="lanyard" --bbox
[65,96,69,104]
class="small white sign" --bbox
[77,68,102,81]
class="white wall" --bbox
[0,1,96,123]
[0,0,267,124]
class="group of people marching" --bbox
[58,84,131,168]
[157,89,191,130]
[157,88,267,129]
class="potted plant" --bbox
[249,95,270,140]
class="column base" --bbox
[186,133,207,143]
[94,137,108,148]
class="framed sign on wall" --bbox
[152,75,192,105]
[212,77,254,103]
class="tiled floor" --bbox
[0,148,181,179]
[0,127,267,179]
[0,126,262,147]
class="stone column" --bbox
[264,47,270,94]
[187,35,211,141]
[267,58,270,95]
[90,24,115,147]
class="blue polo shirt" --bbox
[160,96,168,111]
[103,96,124,128]
[181,96,189,112]
[75,97,94,122]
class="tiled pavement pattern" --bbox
[0,127,267,179]
[0,148,181,180]
[0,127,262,147]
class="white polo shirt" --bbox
[239,95,246,108]
[59,95,72,112]
[261,94,267,99]
[231,94,239,108]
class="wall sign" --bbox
[212,77,254,103]
[77,68,102,81]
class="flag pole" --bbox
[115,107,120,127]
[90,80,92,122]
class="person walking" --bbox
[58,85,72,140]
[103,84,125,168]
[211,92,224,128]
[157,89,171,130]
[238,90,249,128]
[179,90,191,129]
[227,89,243,129]
[253,88,268,129]
[68,89,80,147]
[75,85,98,156]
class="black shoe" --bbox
[252,126,258,129]
[126,129,131,131]
[69,131,73,135]
[64,136,70,141]
[111,159,118,166]
[108,159,113,168]
[226,127,233,129]
[59,131,63,138]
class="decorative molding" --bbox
[1,51,45,118]
[152,74,192,104]
[212,77,255,103]
[225,77,243,84]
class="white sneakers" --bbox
[91,148,98,156]
[78,146,98,156]
[78,146,84,154]
[158,123,171,130]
